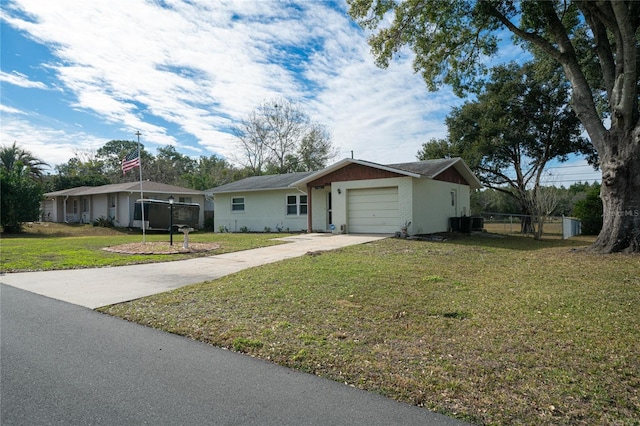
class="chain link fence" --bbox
[471,212,581,239]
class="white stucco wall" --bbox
[411,178,471,235]
[214,189,309,232]
[120,194,134,226]
[92,195,108,221]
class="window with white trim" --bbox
[232,197,245,212]
[286,194,307,216]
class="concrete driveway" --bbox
[1,233,387,309]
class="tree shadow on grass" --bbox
[1,223,134,239]
[411,231,596,252]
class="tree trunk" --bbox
[591,131,640,253]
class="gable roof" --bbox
[291,157,482,189]
[206,171,315,194]
[290,159,422,187]
[388,158,463,177]
[45,181,203,197]
[205,158,482,195]
[389,158,482,189]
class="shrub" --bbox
[573,185,603,235]
[1,168,43,233]
[92,216,114,228]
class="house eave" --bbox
[290,158,421,188]
[209,186,302,195]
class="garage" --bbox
[347,187,399,233]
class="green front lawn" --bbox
[0,223,286,272]
[99,234,639,425]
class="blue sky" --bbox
[1,0,600,185]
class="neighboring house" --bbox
[206,157,482,235]
[42,181,206,229]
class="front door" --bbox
[450,189,458,217]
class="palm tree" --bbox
[0,142,49,180]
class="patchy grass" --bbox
[0,223,287,272]
[100,234,639,425]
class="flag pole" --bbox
[135,131,146,243]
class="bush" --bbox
[1,168,43,233]
[573,185,603,235]
[92,216,114,228]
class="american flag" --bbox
[121,150,140,174]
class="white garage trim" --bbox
[347,187,399,233]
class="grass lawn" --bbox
[0,223,287,272]
[99,233,639,425]
[3,224,638,424]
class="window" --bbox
[287,194,307,216]
[232,197,245,212]
[287,196,297,215]
[110,195,116,208]
[179,197,192,203]
[300,195,307,214]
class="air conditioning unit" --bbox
[82,213,90,223]
[340,224,347,234]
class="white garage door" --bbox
[347,187,399,234]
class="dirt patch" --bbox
[408,232,466,242]
[103,242,220,255]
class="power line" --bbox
[546,164,599,170]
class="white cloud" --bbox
[0,104,27,114]
[0,71,48,89]
[0,116,109,172]
[2,0,463,168]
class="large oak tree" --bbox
[349,0,639,253]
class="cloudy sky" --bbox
[1,0,599,185]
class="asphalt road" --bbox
[1,284,471,426]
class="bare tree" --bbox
[528,186,561,240]
[232,98,336,175]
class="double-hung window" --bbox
[286,195,307,216]
[232,197,245,212]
